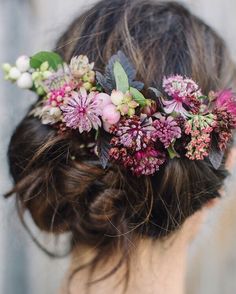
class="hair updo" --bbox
[5,0,236,288]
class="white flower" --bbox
[17,73,33,89]
[9,67,21,80]
[70,55,94,78]
[16,55,30,72]
[41,106,62,125]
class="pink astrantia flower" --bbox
[152,114,181,148]
[162,75,202,117]
[61,88,102,133]
[215,89,236,116]
[132,148,166,176]
[111,115,155,152]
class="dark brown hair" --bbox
[5,0,236,292]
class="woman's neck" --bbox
[60,209,206,294]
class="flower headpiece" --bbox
[3,51,236,175]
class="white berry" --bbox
[16,55,30,72]
[9,67,21,80]
[17,73,33,89]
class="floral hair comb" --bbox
[3,51,236,175]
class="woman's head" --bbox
[5,0,236,288]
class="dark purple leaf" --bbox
[96,130,112,169]
[209,148,224,169]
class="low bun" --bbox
[5,0,236,288]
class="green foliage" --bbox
[30,51,63,71]
[113,61,129,93]
[129,87,147,107]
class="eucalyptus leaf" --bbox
[129,87,147,107]
[30,51,63,71]
[113,61,129,93]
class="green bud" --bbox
[36,86,45,96]
[83,82,92,91]
[82,74,89,82]
[128,108,135,117]
[2,63,11,73]
[40,61,49,72]
[32,71,40,81]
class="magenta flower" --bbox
[216,89,236,116]
[162,75,202,117]
[152,114,181,148]
[109,146,165,176]
[61,88,102,133]
[132,148,166,176]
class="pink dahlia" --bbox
[111,115,155,151]
[152,114,181,148]
[162,75,202,117]
[61,88,102,133]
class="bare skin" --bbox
[60,207,208,294]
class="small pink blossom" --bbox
[95,93,112,108]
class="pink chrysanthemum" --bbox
[152,114,181,148]
[185,114,216,160]
[111,115,155,151]
[61,88,102,133]
[162,75,202,116]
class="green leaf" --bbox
[113,61,129,93]
[30,51,63,71]
[129,87,147,107]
